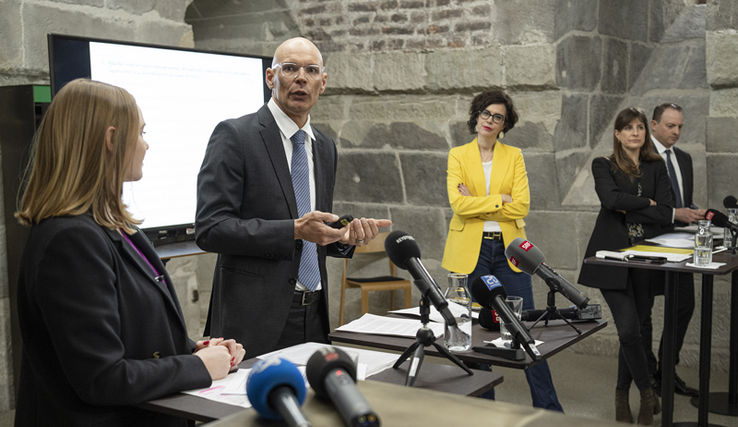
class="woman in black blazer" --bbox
[578,107,673,425]
[14,79,245,427]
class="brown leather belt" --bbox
[483,231,503,240]
[294,290,321,306]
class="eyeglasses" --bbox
[479,110,505,124]
[273,62,325,80]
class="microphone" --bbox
[384,230,456,326]
[306,347,380,427]
[504,237,589,309]
[478,308,501,331]
[706,208,738,232]
[247,358,311,427]
[470,275,540,360]
[724,196,738,209]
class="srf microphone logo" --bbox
[706,211,715,221]
[509,256,519,267]
[519,240,533,252]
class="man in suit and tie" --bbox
[642,103,704,397]
[196,37,390,359]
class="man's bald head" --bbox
[265,37,327,128]
[272,37,324,68]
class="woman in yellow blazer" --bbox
[442,91,562,411]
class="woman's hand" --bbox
[501,194,513,204]
[649,199,657,206]
[194,345,232,380]
[195,338,246,370]
[457,183,472,196]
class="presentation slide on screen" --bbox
[90,42,265,230]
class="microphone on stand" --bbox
[247,358,311,427]
[706,208,738,233]
[504,237,589,309]
[471,275,540,360]
[306,347,380,427]
[723,196,738,210]
[384,230,456,326]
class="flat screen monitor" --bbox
[48,34,271,244]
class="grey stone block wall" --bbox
[0,0,732,416]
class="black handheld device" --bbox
[327,215,354,229]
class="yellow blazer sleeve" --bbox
[447,149,503,219]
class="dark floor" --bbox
[489,349,735,426]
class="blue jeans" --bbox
[468,238,564,412]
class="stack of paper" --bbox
[335,313,445,339]
[257,341,398,378]
[389,305,480,322]
[181,341,401,408]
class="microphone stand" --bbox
[529,284,582,335]
[392,287,473,387]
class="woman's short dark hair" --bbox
[467,90,519,134]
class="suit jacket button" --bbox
[495,205,499,208]
[296,241,303,250]
[289,278,296,285]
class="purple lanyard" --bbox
[120,230,165,284]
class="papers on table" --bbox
[484,338,544,348]
[596,249,692,263]
[645,232,696,249]
[336,313,445,339]
[182,369,252,408]
[181,342,399,409]
[389,305,480,322]
[257,341,397,378]
[685,261,726,269]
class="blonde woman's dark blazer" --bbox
[15,215,211,427]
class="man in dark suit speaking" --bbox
[643,103,703,397]
[196,38,390,359]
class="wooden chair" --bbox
[339,232,413,326]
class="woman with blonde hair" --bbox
[14,78,244,427]
[579,107,672,425]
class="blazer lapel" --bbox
[312,131,329,211]
[488,142,512,196]
[104,228,186,328]
[258,106,299,219]
[463,138,487,197]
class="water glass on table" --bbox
[499,296,524,344]
[443,273,472,352]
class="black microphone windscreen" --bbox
[478,307,501,330]
[724,196,738,209]
[384,230,421,270]
[470,275,507,308]
[504,237,545,275]
[706,209,730,228]
[306,347,357,398]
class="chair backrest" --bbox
[343,232,398,277]
[353,231,391,254]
